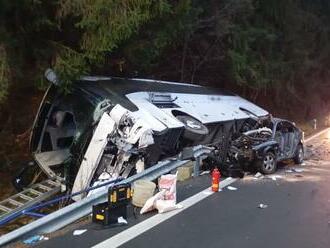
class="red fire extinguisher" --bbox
[211,168,221,192]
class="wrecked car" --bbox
[229,118,304,174]
[22,72,270,197]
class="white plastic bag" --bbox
[155,199,178,213]
[140,173,180,214]
[140,191,165,214]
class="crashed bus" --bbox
[23,73,274,197]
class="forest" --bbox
[0,0,330,176]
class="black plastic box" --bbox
[92,202,128,226]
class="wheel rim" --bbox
[263,154,275,171]
[186,120,202,129]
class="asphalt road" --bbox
[28,129,330,248]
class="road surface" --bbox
[16,129,330,247]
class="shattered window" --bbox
[69,93,95,140]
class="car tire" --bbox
[258,151,277,174]
[176,115,209,140]
[293,143,304,164]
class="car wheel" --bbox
[258,151,277,174]
[176,115,209,140]
[294,143,304,164]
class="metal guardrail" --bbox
[0,145,212,246]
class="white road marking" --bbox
[305,127,330,143]
[93,177,237,248]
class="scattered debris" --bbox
[155,199,181,213]
[258,203,268,209]
[200,170,210,176]
[158,173,177,202]
[140,191,165,214]
[70,104,155,200]
[270,175,283,181]
[292,168,304,173]
[132,180,156,207]
[254,172,263,179]
[23,235,47,244]
[73,229,87,236]
[87,173,116,198]
[294,174,303,178]
[140,173,180,214]
[117,216,128,225]
[286,167,304,174]
[227,186,237,191]
[177,165,193,181]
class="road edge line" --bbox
[305,127,330,143]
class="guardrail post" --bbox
[302,131,305,142]
[194,156,201,178]
[313,119,317,130]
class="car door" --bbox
[274,121,286,160]
[286,122,300,158]
[281,121,298,159]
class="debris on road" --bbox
[23,235,47,244]
[270,175,283,181]
[132,180,156,208]
[286,168,304,174]
[155,199,181,213]
[92,183,131,226]
[140,191,165,214]
[117,216,128,225]
[73,229,87,236]
[254,172,264,179]
[258,204,268,209]
[158,173,177,203]
[177,164,193,181]
[140,173,180,214]
[200,170,210,176]
[227,186,238,191]
[292,168,304,173]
